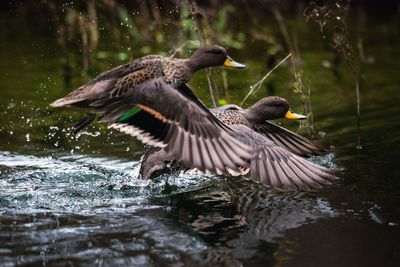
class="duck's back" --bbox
[212,105,251,127]
[50,55,190,108]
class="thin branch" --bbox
[241,53,292,107]
[273,5,314,133]
[87,0,99,50]
[350,64,361,148]
[187,0,218,107]
[78,15,90,75]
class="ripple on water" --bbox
[0,212,208,266]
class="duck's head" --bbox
[188,45,246,71]
[245,96,307,123]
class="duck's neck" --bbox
[186,51,225,72]
[245,105,284,123]
[185,58,207,72]
[244,108,268,124]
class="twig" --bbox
[78,15,90,75]
[87,0,99,50]
[351,65,361,148]
[187,0,218,107]
[241,53,292,107]
[273,5,314,133]
[221,69,231,103]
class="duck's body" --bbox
[50,45,253,176]
[51,45,245,110]
[139,96,337,190]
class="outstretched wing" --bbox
[231,124,338,190]
[252,122,326,157]
[93,78,254,176]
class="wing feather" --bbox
[252,122,326,157]
[231,124,338,190]
[94,78,254,176]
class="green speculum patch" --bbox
[117,106,142,122]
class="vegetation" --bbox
[18,0,368,142]
[305,0,363,146]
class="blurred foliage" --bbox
[5,0,387,135]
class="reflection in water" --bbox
[169,176,337,265]
[1,212,209,266]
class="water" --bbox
[1,3,400,266]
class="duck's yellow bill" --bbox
[284,110,307,120]
[223,56,247,69]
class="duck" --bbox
[50,45,245,131]
[139,96,338,190]
[50,46,254,176]
[212,96,326,157]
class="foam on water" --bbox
[0,151,149,215]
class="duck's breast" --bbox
[162,59,191,85]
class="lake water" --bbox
[1,3,400,266]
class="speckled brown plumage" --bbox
[214,108,251,127]
[51,56,191,107]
